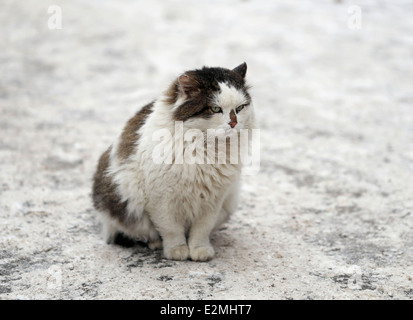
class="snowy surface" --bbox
[1,0,413,299]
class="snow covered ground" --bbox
[1,0,413,299]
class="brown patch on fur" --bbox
[163,79,179,105]
[173,98,213,122]
[178,74,201,97]
[117,102,154,161]
[92,146,128,223]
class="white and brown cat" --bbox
[92,63,256,261]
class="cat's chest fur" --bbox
[146,162,239,222]
[133,111,241,220]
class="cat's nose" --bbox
[228,121,237,128]
[228,110,237,128]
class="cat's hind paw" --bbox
[189,245,215,262]
[164,245,189,261]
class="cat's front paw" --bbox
[148,239,162,250]
[164,245,189,261]
[189,245,215,262]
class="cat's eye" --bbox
[236,104,247,113]
[210,106,222,113]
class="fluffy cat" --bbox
[92,63,256,261]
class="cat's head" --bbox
[165,63,254,134]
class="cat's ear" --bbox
[233,62,247,78]
[178,74,200,97]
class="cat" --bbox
[92,63,256,261]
